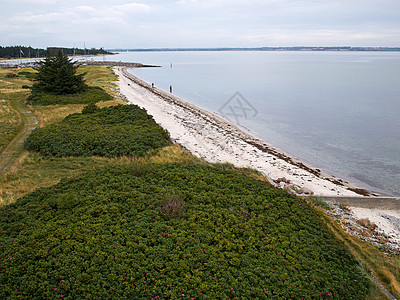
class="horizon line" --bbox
[106,46,400,52]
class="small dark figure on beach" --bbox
[170,85,173,93]
[152,83,154,88]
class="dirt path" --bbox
[0,96,37,177]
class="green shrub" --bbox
[81,102,101,114]
[0,162,371,299]
[26,86,112,105]
[17,71,36,80]
[24,104,171,158]
[307,196,332,210]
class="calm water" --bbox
[105,51,400,196]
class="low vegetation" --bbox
[0,161,371,299]
[26,86,112,106]
[1,64,398,299]
[324,214,400,299]
[26,50,112,106]
[24,104,171,158]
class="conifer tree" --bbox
[31,49,87,95]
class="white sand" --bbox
[114,67,399,247]
[114,67,363,197]
[350,207,400,244]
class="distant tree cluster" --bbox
[46,47,111,56]
[0,46,46,59]
[0,46,111,59]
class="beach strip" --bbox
[114,67,369,197]
[114,67,400,246]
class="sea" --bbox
[98,51,400,196]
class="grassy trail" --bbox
[0,95,37,177]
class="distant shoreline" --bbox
[109,46,400,52]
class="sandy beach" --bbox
[114,67,366,197]
[114,67,399,249]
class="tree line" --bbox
[0,46,111,59]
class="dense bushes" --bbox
[24,104,171,158]
[26,86,112,105]
[17,71,36,80]
[0,161,371,299]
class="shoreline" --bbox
[114,66,400,248]
[115,66,370,197]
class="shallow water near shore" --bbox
[106,51,399,196]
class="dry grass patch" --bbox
[0,153,115,206]
[78,66,121,97]
[0,99,20,151]
[0,69,33,152]
[0,88,26,93]
[357,218,378,231]
[0,68,34,86]
[29,103,86,127]
[148,144,194,164]
[0,144,189,207]
[160,195,185,220]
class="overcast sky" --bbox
[1,0,400,49]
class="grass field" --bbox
[78,66,120,94]
[0,69,32,152]
[0,96,20,151]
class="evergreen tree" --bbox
[31,50,87,95]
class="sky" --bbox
[1,0,400,49]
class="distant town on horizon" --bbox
[1,45,400,59]
[111,46,400,52]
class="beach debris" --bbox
[326,204,399,254]
[274,177,290,184]
[381,214,400,232]
[285,184,314,196]
[272,177,314,196]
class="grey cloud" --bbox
[1,0,399,48]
